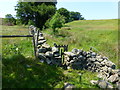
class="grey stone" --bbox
[96,55,102,59]
[70,60,75,63]
[78,55,84,60]
[82,51,87,56]
[37,45,41,48]
[73,57,78,60]
[39,59,44,63]
[107,83,113,88]
[101,61,105,65]
[38,53,47,60]
[72,48,79,54]
[38,40,46,45]
[64,52,76,57]
[91,52,97,57]
[38,36,45,40]
[108,74,119,83]
[102,60,108,65]
[39,33,43,36]
[116,82,120,90]
[98,80,108,88]
[102,56,108,60]
[52,47,59,53]
[97,73,103,79]
[46,58,52,64]
[64,83,76,89]
[54,53,60,57]
[90,80,98,85]
[97,58,103,62]
[67,66,71,69]
[38,48,47,53]
[45,52,53,57]
[90,58,96,62]
[42,43,51,48]
[102,66,108,72]
[94,61,100,65]
[78,49,83,54]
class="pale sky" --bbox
[0,0,119,20]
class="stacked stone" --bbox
[64,48,116,72]
[91,69,120,89]
[36,32,62,66]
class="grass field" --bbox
[44,19,118,65]
[1,19,118,88]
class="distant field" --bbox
[2,19,118,88]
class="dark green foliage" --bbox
[57,7,70,23]
[69,11,82,21]
[49,12,65,33]
[2,54,64,88]
[4,14,16,26]
[15,2,56,29]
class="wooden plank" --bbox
[0,35,33,38]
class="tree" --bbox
[57,7,70,23]
[49,12,65,33]
[4,14,16,25]
[15,2,57,30]
[69,11,82,21]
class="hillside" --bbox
[44,19,118,65]
[2,19,118,88]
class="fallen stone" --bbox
[116,81,120,90]
[108,74,119,83]
[67,66,71,69]
[90,80,98,85]
[39,59,44,63]
[64,83,76,89]
[98,80,108,88]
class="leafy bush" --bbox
[49,12,65,33]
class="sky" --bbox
[0,0,119,20]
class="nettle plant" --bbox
[9,44,22,54]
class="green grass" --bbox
[2,19,118,88]
[44,19,118,66]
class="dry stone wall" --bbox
[64,48,116,72]
[29,25,119,89]
[36,33,62,66]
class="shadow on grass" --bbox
[2,54,64,88]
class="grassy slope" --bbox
[2,19,118,88]
[44,19,118,65]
